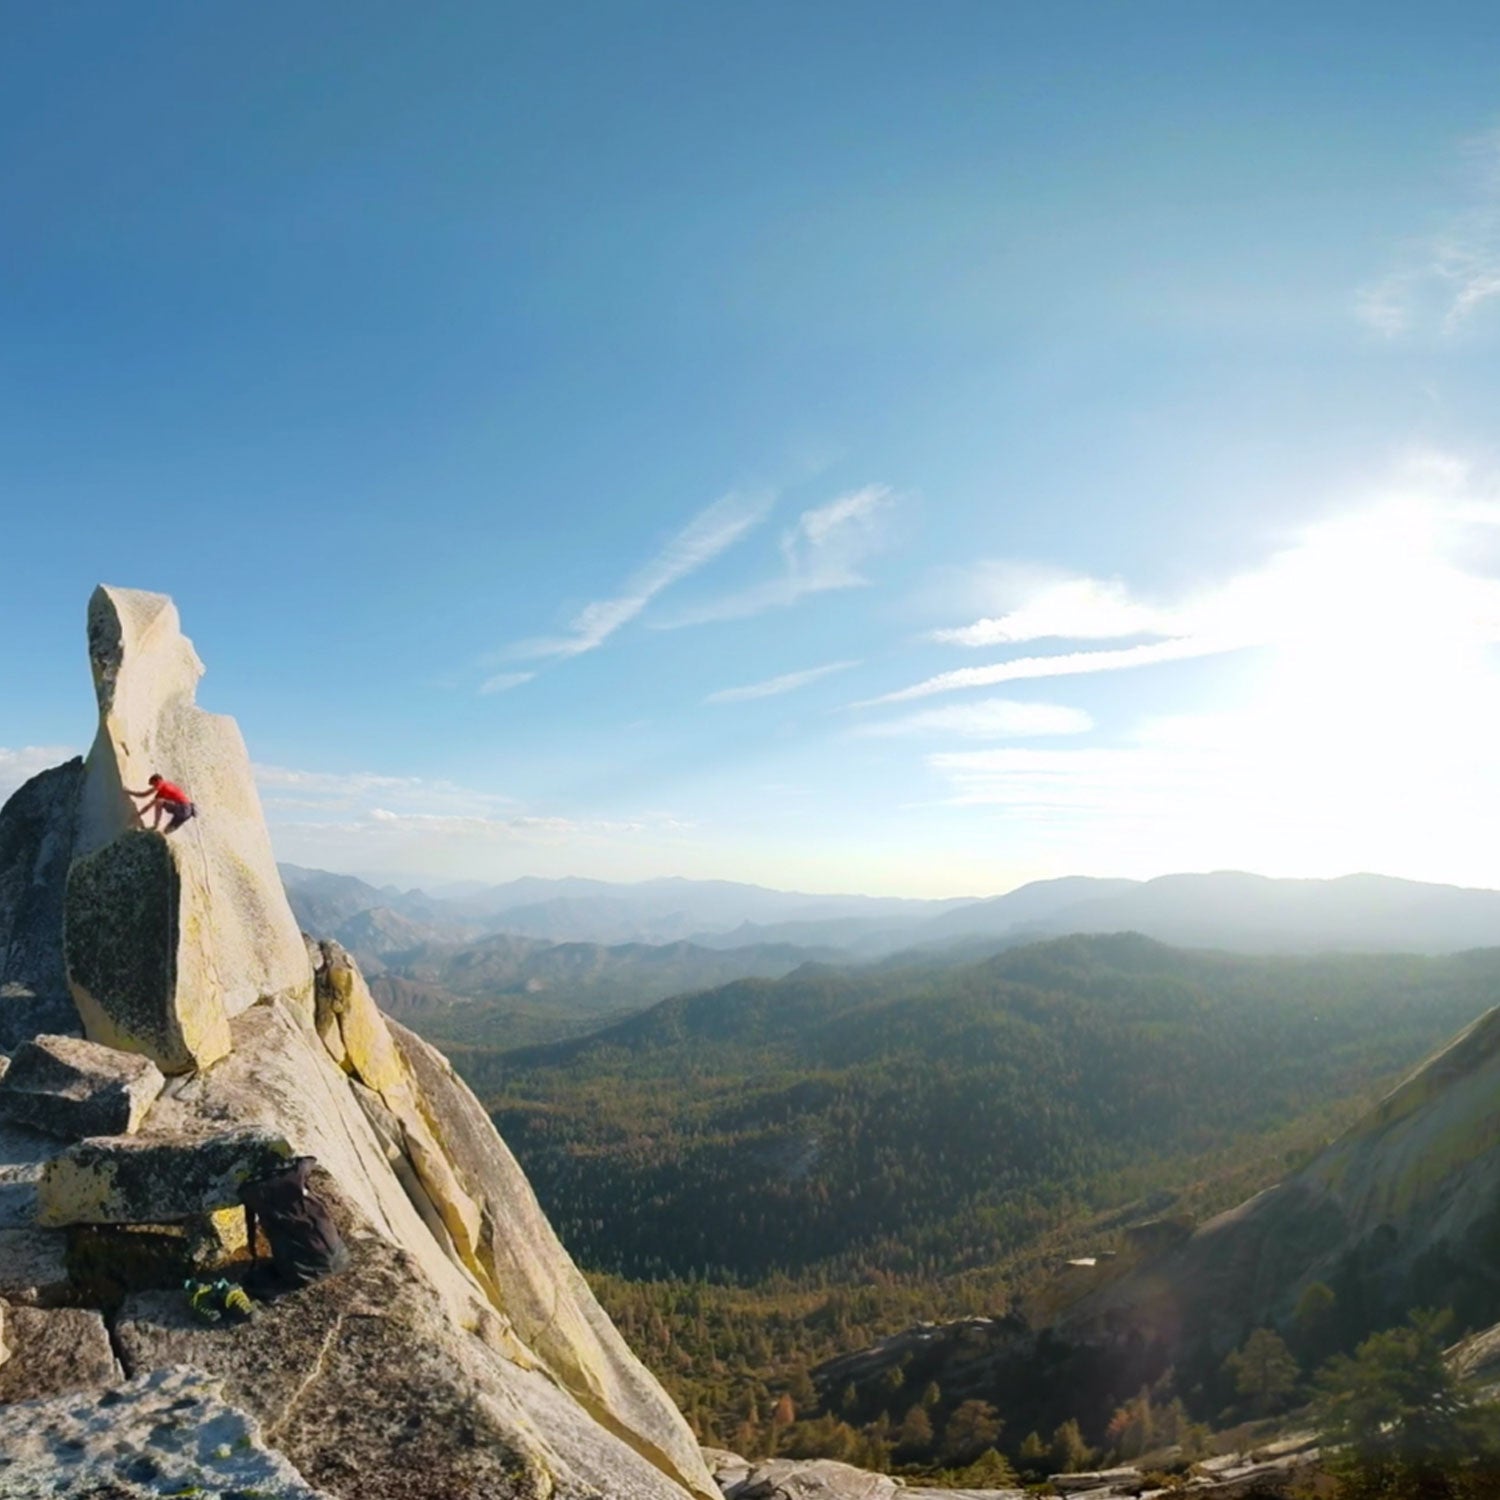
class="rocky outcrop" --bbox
[703,1448,1318,1500]
[1045,1003,1500,1359]
[0,1304,118,1402]
[0,584,722,1499]
[0,1032,164,1138]
[65,585,313,1070]
[65,827,234,1072]
[0,1364,329,1499]
[0,757,83,1050]
[36,1128,289,1227]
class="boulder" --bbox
[0,1114,72,1306]
[64,585,313,1071]
[65,829,232,1073]
[723,1458,903,1500]
[0,1032,164,1139]
[0,1228,71,1307]
[35,1127,290,1227]
[0,1364,329,1499]
[0,1304,118,1403]
[0,758,84,1051]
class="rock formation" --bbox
[66,585,314,1071]
[0,757,83,1050]
[1042,1001,1500,1360]
[0,1033,164,1139]
[0,585,717,1500]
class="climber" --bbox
[237,1154,350,1300]
[125,773,197,834]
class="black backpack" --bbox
[238,1155,350,1290]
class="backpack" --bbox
[238,1155,350,1289]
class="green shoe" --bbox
[214,1278,254,1323]
[185,1279,221,1324]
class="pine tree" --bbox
[1019,1429,1049,1475]
[1224,1327,1300,1417]
[1314,1308,1500,1486]
[1290,1281,1339,1369]
[769,1392,796,1452]
[950,1448,1018,1486]
[1051,1418,1092,1473]
[941,1399,1003,1465]
[896,1403,934,1456]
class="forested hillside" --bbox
[464,936,1500,1284]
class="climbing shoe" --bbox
[185,1279,222,1324]
[215,1278,254,1323]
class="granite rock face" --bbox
[64,585,312,1070]
[118,1233,697,1500]
[65,828,231,1073]
[392,1016,715,1493]
[0,758,84,1051]
[0,1032,164,1139]
[0,1364,330,1499]
[1046,1003,1500,1359]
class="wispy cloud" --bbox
[859,637,1228,707]
[1357,127,1500,336]
[871,460,1500,709]
[658,485,895,627]
[930,574,1182,648]
[479,671,534,695]
[509,489,773,661]
[0,745,77,801]
[857,697,1094,737]
[705,659,861,704]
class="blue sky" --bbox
[3,2,1500,895]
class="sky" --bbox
[3,2,1500,897]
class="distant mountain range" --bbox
[280,863,1500,963]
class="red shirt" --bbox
[153,779,191,805]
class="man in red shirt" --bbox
[126,773,198,833]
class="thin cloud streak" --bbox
[931,576,1181,648]
[706,659,861,704]
[858,637,1233,707]
[479,671,534,695]
[857,698,1094,737]
[510,489,773,660]
[658,485,894,628]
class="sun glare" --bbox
[1205,494,1500,881]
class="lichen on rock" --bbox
[36,1128,291,1228]
[0,1033,165,1139]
